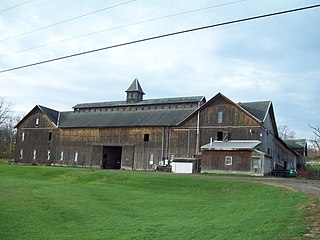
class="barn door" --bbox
[121,145,135,170]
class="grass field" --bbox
[308,164,320,171]
[0,162,307,240]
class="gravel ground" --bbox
[202,176,320,199]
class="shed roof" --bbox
[73,96,205,109]
[201,140,261,151]
[58,108,194,128]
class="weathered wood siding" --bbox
[15,108,58,165]
[201,150,253,174]
[173,94,262,159]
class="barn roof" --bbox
[238,101,271,122]
[201,140,261,151]
[73,96,205,109]
[38,105,60,126]
[283,139,307,149]
[58,108,195,128]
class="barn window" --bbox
[33,150,37,160]
[225,156,232,165]
[74,152,78,162]
[144,134,150,142]
[22,132,25,141]
[149,154,154,165]
[252,157,261,169]
[48,132,52,141]
[20,149,23,159]
[218,111,223,123]
[60,152,64,161]
[47,150,51,160]
[35,118,39,127]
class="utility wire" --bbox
[1,4,319,74]
[0,0,247,57]
[0,0,35,13]
[0,0,136,43]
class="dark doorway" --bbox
[101,146,122,169]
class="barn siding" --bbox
[201,150,253,174]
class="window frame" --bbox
[225,156,232,165]
[217,111,223,123]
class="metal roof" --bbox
[201,140,261,151]
[73,96,205,109]
[58,108,195,128]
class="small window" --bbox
[218,111,223,123]
[33,150,37,160]
[48,132,52,141]
[149,154,154,165]
[225,156,232,165]
[144,134,150,142]
[74,152,78,162]
[22,132,25,141]
[20,149,23,159]
[217,131,223,141]
[252,157,261,168]
[60,152,64,161]
[47,150,51,160]
[35,118,39,127]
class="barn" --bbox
[14,79,299,175]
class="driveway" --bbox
[202,176,320,198]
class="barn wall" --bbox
[175,95,262,160]
[201,150,253,174]
[15,108,58,165]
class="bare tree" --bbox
[309,124,320,150]
[278,125,296,140]
[0,98,14,159]
[0,97,12,127]
[308,124,320,162]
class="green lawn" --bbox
[0,163,307,240]
[307,164,320,171]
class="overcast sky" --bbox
[0,0,319,140]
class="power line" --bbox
[0,0,136,43]
[0,0,247,57]
[0,0,35,13]
[1,4,319,74]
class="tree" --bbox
[278,125,296,140]
[0,98,16,160]
[0,97,12,126]
[309,124,320,161]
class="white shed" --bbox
[171,158,197,174]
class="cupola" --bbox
[126,78,145,103]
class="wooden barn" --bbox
[14,79,299,175]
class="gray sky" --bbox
[0,0,319,140]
